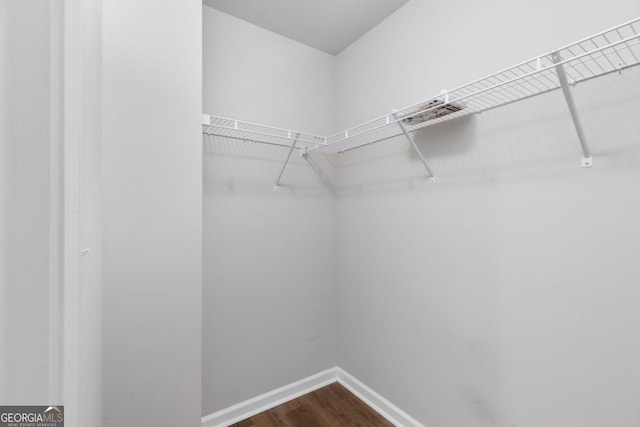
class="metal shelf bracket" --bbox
[274,132,300,191]
[393,112,437,183]
[552,52,593,168]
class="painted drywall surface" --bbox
[203,6,337,134]
[102,1,202,426]
[0,1,5,398]
[202,6,338,415]
[72,0,103,424]
[335,1,640,426]
[0,0,7,401]
[0,0,53,405]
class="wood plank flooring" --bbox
[230,382,394,427]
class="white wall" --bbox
[0,1,5,397]
[102,1,202,426]
[0,0,54,405]
[0,0,7,400]
[202,6,338,415]
[65,0,103,425]
[335,1,640,426]
[203,6,336,134]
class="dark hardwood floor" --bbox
[230,382,394,427]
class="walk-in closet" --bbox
[199,2,640,426]
[2,1,640,426]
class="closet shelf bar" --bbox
[203,132,294,149]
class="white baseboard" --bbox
[201,368,337,427]
[335,368,424,427]
[201,366,425,427]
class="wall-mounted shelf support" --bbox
[552,52,593,168]
[274,132,300,191]
[394,113,437,183]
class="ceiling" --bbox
[202,0,409,55]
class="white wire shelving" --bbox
[201,115,326,150]
[202,17,640,188]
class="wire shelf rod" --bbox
[203,133,299,150]
[603,33,628,65]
